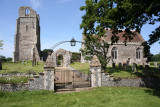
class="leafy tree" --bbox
[6,57,12,62]
[0,56,12,62]
[151,53,160,62]
[71,52,81,63]
[0,40,3,50]
[0,55,6,62]
[41,49,53,61]
[80,0,159,70]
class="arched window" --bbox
[25,8,30,16]
[111,47,117,59]
[136,48,140,59]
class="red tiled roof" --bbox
[104,29,145,42]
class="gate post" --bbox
[44,54,55,91]
[90,55,101,87]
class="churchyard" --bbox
[0,61,160,85]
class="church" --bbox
[81,29,147,66]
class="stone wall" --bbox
[0,73,45,92]
[101,73,160,88]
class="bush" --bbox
[71,52,81,63]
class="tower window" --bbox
[136,48,141,59]
[111,47,117,59]
[26,26,28,31]
[25,8,30,16]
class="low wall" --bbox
[0,73,45,92]
[101,73,160,88]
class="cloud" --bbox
[58,0,73,4]
[30,0,42,9]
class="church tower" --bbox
[13,6,41,62]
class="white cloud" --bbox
[58,0,73,4]
[30,0,42,9]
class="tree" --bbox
[0,55,6,62]
[151,53,160,62]
[40,49,53,61]
[71,52,81,63]
[80,0,159,69]
[80,0,118,71]
[0,40,3,50]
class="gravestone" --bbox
[0,60,2,70]
[118,63,122,68]
[123,63,126,70]
[132,63,137,72]
[154,62,158,67]
[112,63,116,68]
[148,62,150,66]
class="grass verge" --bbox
[0,87,160,107]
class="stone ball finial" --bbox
[90,55,101,67]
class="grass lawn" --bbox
[70,62,160,78]
[70,62,138,77]
[70,62,90,74]
[0,87,160,107]
[0,61,44,74]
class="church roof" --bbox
[82,29,145,43]
[104,29,145,42]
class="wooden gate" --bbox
[54,69,91,90]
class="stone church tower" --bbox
[13,6,41,62]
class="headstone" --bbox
[0,60,2,70]
[148,62,150,66]
[154,62,158,67]
[23,60,24,65]
[123,62,126,70]
[118,63,122,68]
[41,57,43,61]
[112,63,115,68]
[132,63,137,72]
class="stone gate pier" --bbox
[90,55,102,87]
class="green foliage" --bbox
[0,40,3,50]
[0,87,160,106]
[80,0,160,64]
[151,53,160,61]
[71,52,81,63]
[0,56,12,62]
[40,49,53,61]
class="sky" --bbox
[0,0,159,58]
